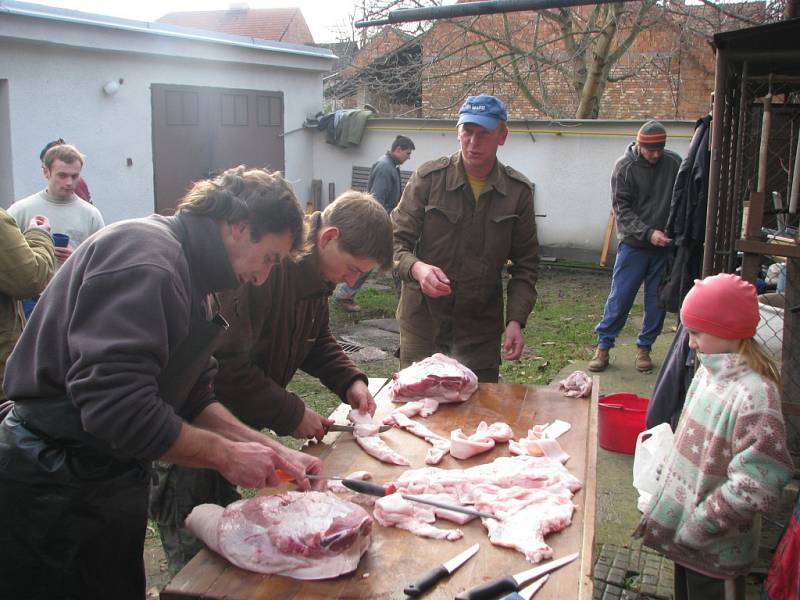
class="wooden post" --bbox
[328,182,336,205]
[309,179,322,213]
[740,191,766,283]
[599,210,615,267]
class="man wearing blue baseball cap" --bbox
[392,94,539,381]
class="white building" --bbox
[0,0,334,223]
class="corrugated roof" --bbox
[157,7,314,45]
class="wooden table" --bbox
[162,379,598,600]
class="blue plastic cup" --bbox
[52,233,70,247]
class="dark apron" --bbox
[0,217,229,600]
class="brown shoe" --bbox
[335,298,361,313]
[588,347,609,372]
[635,348,653,372]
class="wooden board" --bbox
[162,380,598,600]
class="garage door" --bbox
[152,84,285,214]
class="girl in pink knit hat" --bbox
[634,273,792,600]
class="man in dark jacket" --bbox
[589,121,682,373]
[393,94,539,382]
[0,166,322,600]
[334,135,414,312]
[151,190,394,573]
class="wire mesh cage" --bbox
[707,21,800,457]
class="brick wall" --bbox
[420,3,723,120]
[331,1,761,120]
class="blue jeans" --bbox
[595,242,669,350]
[334,269,372,302]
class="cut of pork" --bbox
[509,425,570,463]
[349,408,410,466]
[389,354,478,412]
[384,411,451,465]
[449,421,514,460]
[373,493,464,541]
[381,455,582,562]
[185,491,372,579]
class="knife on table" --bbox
[454,552,579,600]
[341,479,499,520]
[404,543,480,597]
[501,574,549,600]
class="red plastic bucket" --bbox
[598,393,649,454]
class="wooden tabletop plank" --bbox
[162,381,596,600]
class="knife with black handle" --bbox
[455,552,578,600]
[404,543,480,597]
[404,565,451,597]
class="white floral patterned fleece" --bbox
[635,352,793,578]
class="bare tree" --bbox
[329,0,785,119]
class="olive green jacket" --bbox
[392,152,539,369]
[0,209,55,400]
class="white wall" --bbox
[312,118,695,259]
[0,11,332,221]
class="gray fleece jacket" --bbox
[612,143,682,248]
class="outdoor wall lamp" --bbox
[103,78,124,96]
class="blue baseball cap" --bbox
[457,95,508,130]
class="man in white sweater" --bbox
[9,143,104,265]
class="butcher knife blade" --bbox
[501,574,549,600]
[403,543,480,597]
[454,552,579,600]
[340,479,498,520]
[327,423,392,433]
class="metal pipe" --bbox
[703,48,727,277]
[355,0,633,27]
[757,89,772,193]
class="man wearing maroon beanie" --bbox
[589,120,682,373]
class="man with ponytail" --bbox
[0,166,322,600]
[635,273,792,600]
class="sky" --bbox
[26,0,366,43]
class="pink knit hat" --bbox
[680,273,759,339]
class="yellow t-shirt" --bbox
[467,173,487,202]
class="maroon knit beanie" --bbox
[680,273,759,340]
[637,120,667,148]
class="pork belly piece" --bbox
[373,493,464,541]
[384,411,452,465]
[382,456,582,563]
[476,486,576,562]
[389,353,478,406]
[185,491,372,579]
[449,421,514,460]
[349,409,411,466]
[509,425,570,463]
[450,429,495,459]
[382,398,442,422]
